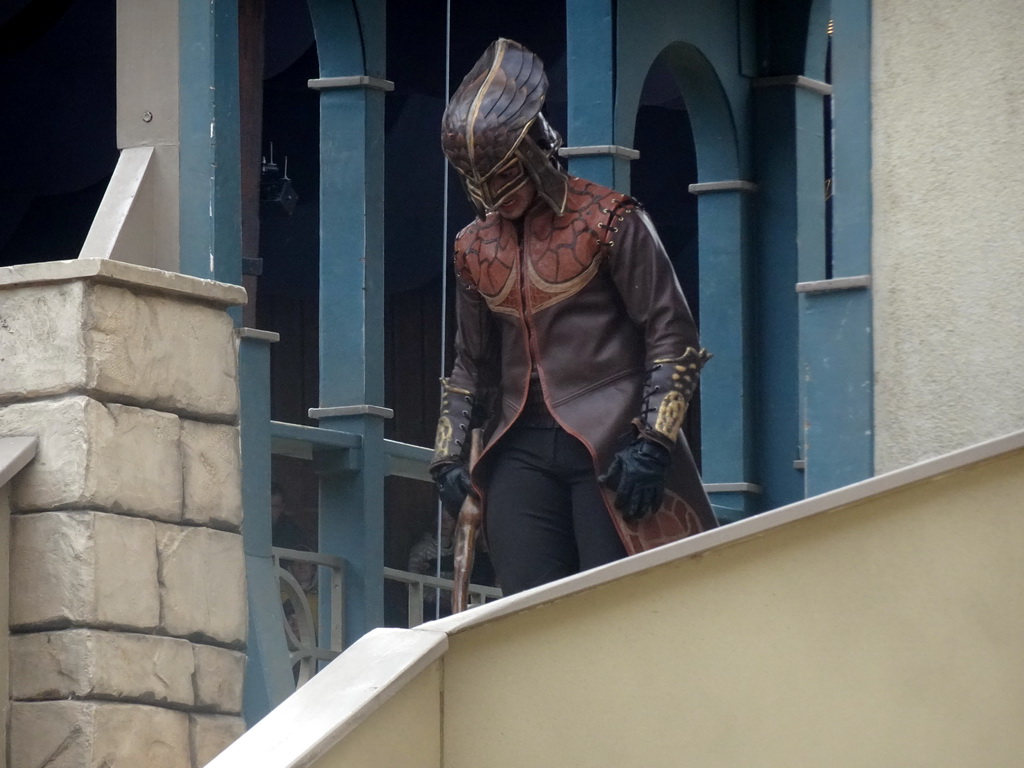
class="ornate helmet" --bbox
[441,38,568,220]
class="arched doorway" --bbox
[630,54,702,465]
[617,40,758,522]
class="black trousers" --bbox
[485,424,627,595]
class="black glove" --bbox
[598,439,672,522]
[431,463,472,515]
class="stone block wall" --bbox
[0,260,248,768]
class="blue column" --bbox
[565,0,632,187]
[238,329,292,724]
[751,82,810,512]
[800,282,873,495]
[311,83,388,648]
[695,186,759,521]
[800,0,874,495]
[607,28,758,520]
[179,0,242,297]
[306,0,388,648]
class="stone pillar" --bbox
[0,259,248,768]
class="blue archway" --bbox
[304,0,389,648]
[618,40,758,521]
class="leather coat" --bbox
[432,177,717,554]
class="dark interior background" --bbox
[0,0,699,619]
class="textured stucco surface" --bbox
[872,0,1024,471]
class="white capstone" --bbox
[157,524,247,645]
[192,643,246,714]
[0,396,183,521]
[181,421,242,530]
[10,510,160,631]
[191,714,247,767]
[0,258,247,306]
[10,700,191,768]
[0,260,243,420]
[10,629,195,707]
[86,282,239,420]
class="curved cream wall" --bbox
[440,448,1024,767]
[210,435,1024,768]
[872,0,1024,471]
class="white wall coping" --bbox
[426,428,1024,635]
[209,627,447,767]
[211,428,1024,768]
[0,436,37,489]
[0,258,247,308]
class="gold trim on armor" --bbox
[481,267,518,313]
[461,40,544,213]
[433,416,454,459]
[440,379,472,397]
[485,303,521,317]
[653,346,711,367]
[466,41,507,170]
[526,249,604,312]
[654,390,688,441]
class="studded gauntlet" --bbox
[430,379,483,516]
[633,346,711,449]
[430,378,476,469]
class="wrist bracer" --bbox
[431,378,475,468]
[634,347,711,446]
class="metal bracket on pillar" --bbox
[307,76,395,92]
[309,405,394,420]
[689,180,759,195]
[558,145,640,161]
[307,406,390,476]
[753,75,833,96]
[704,482,764,494]
[312,447,361,476]
[795,275,872,294]
[704,482,763,525]
[237,328,280,344]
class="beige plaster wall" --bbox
[314,662,442,768]
[282,442,1022,768]
[439,448,1024,767]
[872,0,1024,471]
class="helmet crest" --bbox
[442,39,568,219]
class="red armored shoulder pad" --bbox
[453,215,504,287]
[552,177,638,249]
[564,177,635,218]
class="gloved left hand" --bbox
[431,462,473,516]
[598,439,672,522]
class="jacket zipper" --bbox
[515,214,621,536]
[518,224,542,367]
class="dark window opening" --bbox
[824,29,834,279]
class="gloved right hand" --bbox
[431,462,472,515]
[598,438,672,522]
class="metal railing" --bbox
[271,545,501,689]
[265,423,501,689]
[384,567,502,627]
[272,546,344,687]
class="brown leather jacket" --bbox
[432,177,717,553]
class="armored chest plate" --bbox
[455,178,626,316]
